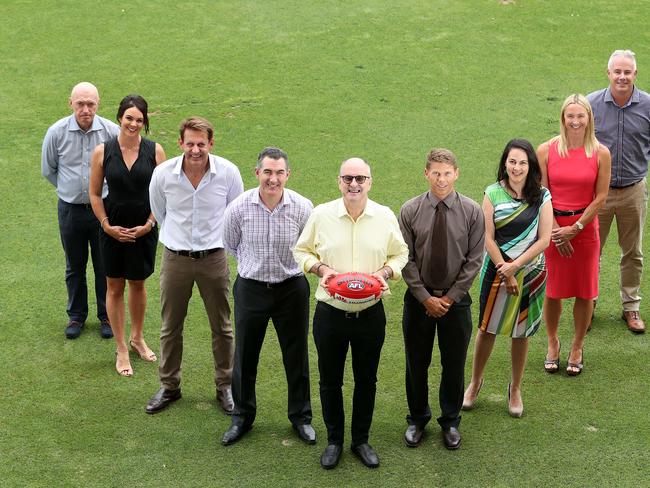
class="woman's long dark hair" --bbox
[497,138,542,206]
[116,94,150,133]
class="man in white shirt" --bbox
[146,117,244,414]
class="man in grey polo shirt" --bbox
[42,82,119,340]
[588,49,650,334]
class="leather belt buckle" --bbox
[344,311,360,319]
[189,250,208,260]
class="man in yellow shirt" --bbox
[294,157,408,470]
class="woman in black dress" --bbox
[90,95,166,376]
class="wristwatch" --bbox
[574,221,584,231]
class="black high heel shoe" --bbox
[566,348,584,376]
[544,339,561,374]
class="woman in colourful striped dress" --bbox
[462,139,553,417]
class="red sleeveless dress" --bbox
[544,140,600,299]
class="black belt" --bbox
[242,275,303,289]
[426,287,449,298]
[166,247,221,259]
[321,301,382,319]
[610,181,639,189]
[553,208,586,217]
[63,201,93,210]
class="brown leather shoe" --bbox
[622,311,646,334]
[217,388,234,414]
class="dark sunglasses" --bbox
[339,175,370,184]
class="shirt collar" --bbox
[252,187,289,209]
[67,115,104,133]
[427,190,457,209]
[173,154,217,178]
[336,197,375,219]
[604,85,640,107]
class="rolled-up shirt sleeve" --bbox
[293,211,320,274]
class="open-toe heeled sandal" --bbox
[130,340,157,362]
[115,350,133,377]
[566,349,584,376]
[544,340,561,374]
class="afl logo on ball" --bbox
[346,281,365,290]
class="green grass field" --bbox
[1,1,649,486]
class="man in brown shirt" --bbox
[398,148,484,450]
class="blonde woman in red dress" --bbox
[536,94,611,376]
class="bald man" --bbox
[294,158,408,470]
[42,82,119,339]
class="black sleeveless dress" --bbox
[100,137,158,280]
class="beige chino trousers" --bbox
[158,248,234,391]
[598,178,648,311]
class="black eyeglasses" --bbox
[339,175,371,184]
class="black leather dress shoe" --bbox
[65,320,84,339]
[351,443,379,468]
[442,427,461,450]
[221,424,251,446]
[145,388,181,414]
[99,319,113,339]
[404,424,424,447]
[217,388,234,414]
[293,424,317,444]
[320,444,342,469]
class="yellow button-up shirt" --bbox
[293,198,409,311]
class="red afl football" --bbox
[326,272,383,304]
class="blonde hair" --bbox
[426,148,457,169]
[556,93,598,158]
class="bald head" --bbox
[339,157,371,176]
[69,82,100,131]
[70,82,99,100]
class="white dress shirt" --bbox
[149,154,244,251]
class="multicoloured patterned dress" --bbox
[478,183,551,338]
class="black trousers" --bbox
[57,199,107,323]
[231,275,312,427]
[403,290,472,430]
[313,301,386,447]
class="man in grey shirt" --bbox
[398,148,484,450]
[588,49,650,334]
[42,82,119,339]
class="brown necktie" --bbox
[431,201,448,276]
